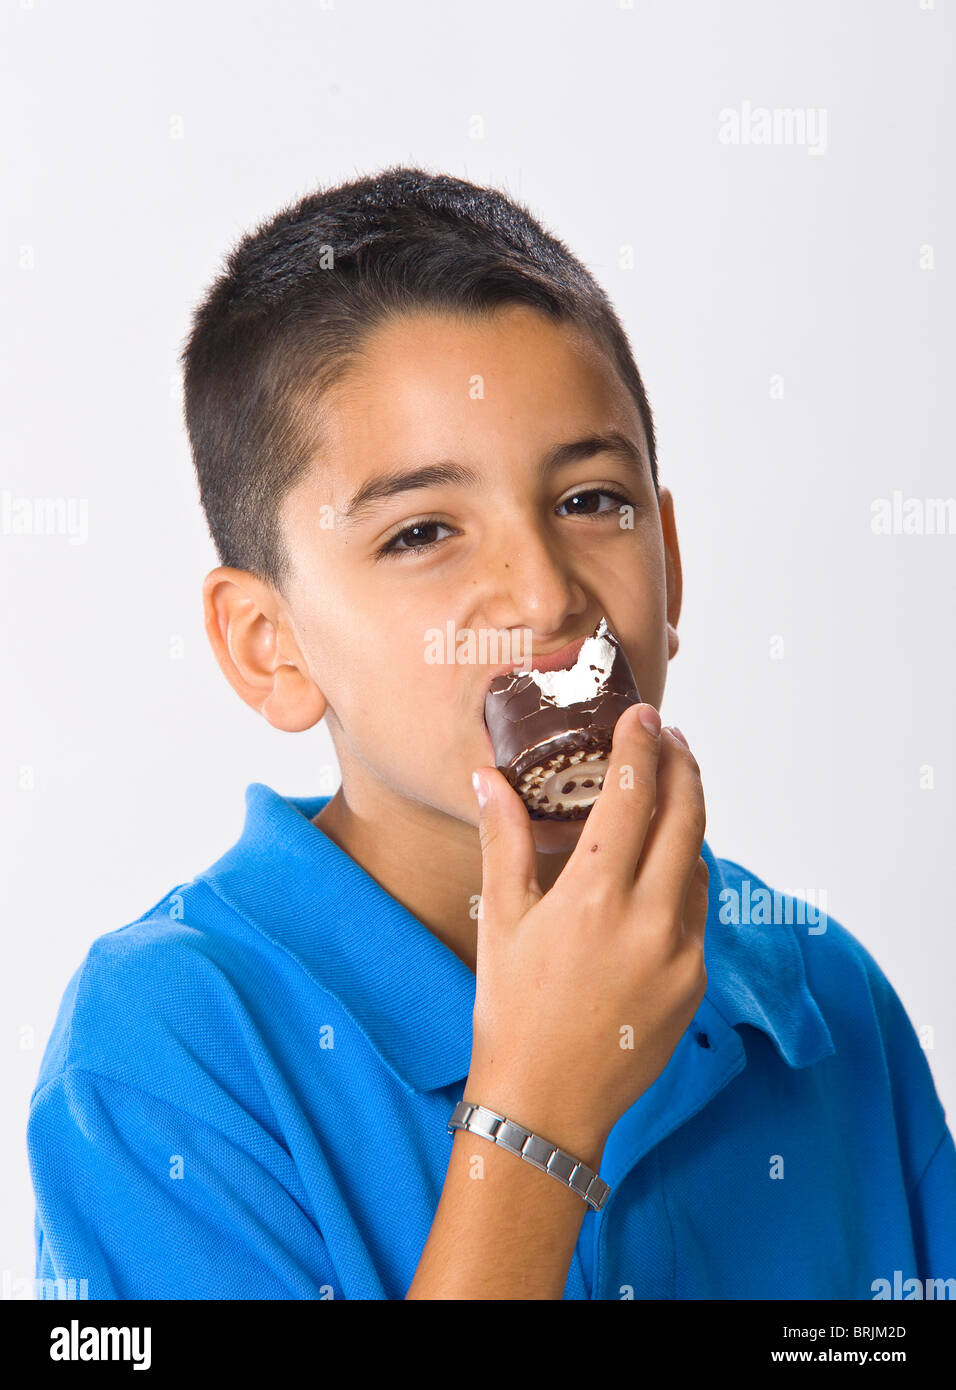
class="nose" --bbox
[479,514,588,637]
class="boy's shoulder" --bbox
[714,852,948,1168]
[716,853,872,978]
[715,852,912,1023]
[31,876,272,1114]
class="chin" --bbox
[530,814,588,855]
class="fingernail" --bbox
[638,704,661,736]
[668,726,689,749]
[472,770,488,808]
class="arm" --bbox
[406,1091,604,1300]
[409,711,708,1300]
[28,1066,339,1299]
[909,1124,956,1284]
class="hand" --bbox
[467,705,708,1169]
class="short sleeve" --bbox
[860,947,950,1192]
[28,1066,341,1299]
[908,1125,956,1283]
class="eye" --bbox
[555,486,633,517]
[376,518,456,560]
[375,488,635,562]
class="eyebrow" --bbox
[338,430,647,528]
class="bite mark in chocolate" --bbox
[483,616,642,820]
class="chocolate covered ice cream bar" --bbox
[483,617,641,820]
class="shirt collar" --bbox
[198,783,834,1095]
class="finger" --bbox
[682,856,710,949]
[632,729,707,925]
[563,701,663,895]
[472,765,543,931]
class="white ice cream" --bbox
[524,616,615,706]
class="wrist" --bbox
[463,1069,608,1173]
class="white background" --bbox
[2,0,953,1292]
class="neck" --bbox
[312,782,571,975]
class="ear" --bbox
[658,487,683,660]
[201,566,327,732]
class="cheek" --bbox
[616,581,670,706]
[337,647,463,753]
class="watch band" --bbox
[447,1100,611,1212]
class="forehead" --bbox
[349,302,613,380]
[278,305,650,568]
[317,304,645,463]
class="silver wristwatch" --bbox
[447,1100,611,1211]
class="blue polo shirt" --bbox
[27,782,956,1299]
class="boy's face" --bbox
[268,303,681,854]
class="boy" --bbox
[27,166,956,1300]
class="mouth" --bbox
[481,616,640,819]
[481,632,590,704]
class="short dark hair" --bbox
[179,164,658,596]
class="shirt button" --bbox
[694,1030,711,1048]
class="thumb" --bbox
[472,765,542,930]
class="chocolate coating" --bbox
[483,620,641,820]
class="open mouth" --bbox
[481,631,590,705]
[480,617,641,818]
